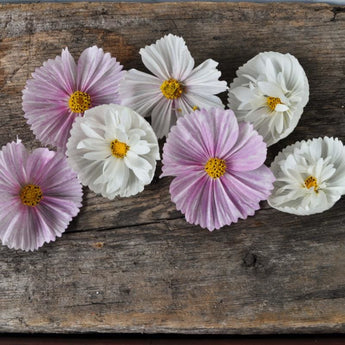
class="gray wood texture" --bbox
[2,0,345,5]
[1,2,345,334]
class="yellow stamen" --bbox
[110,139,129,158]
[192,106,199,111]
[20,184,43,207]
[161,79,183,99]
[205,158,226,179]
[304,176,318,193]
[267,96,282,112]
[68,91,92,113]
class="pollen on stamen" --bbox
[304,175,319,193]
[20,184,43,207]
[111,139,129,158]
[267,96,282,112]
[205,158,226,179]
[68,91,92,113]
[161,79,183,100]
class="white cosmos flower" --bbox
[119,34,227,138]
[268,137,345,215]
[228,52,309,146]
[66,104,159,199]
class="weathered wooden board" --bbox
[1,2,345,334]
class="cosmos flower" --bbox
[161,107,275,231]
[22,46,125,151]
[119,34,227,138]
[66,104,159,199]
[228,51,309,146]
[268,137,345,215]
[0,139,82,251]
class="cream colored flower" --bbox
[66,104,159,199]
[268,137,345,215]
[228,52,309,146]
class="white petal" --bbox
[140,34,194,81]
[258,81,285,98]
[80,123,103,139]
[130,141,151,155]
[229,52,309,146]
[119,69,162,117]
[124,151,152,184]
[67,104,159,199]
[184,59,227,94]
[151,97,174,139]
[231,86,254,102]
[275,103,289,112]
[268,137,345,215]
[83,150,109,161]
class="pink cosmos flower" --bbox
[22,46,125,151]
[161,108,275,231]
[0,140,83,251]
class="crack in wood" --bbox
[67,216,185,234]
[331,7,345,21]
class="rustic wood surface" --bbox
[1,1,345,334]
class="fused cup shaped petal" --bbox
[120,34,227,138]
[22,46,125,151]
[228,52,309,146]
[66,104,160,199]
[161,107,275,231]
[0,140,83,251]
[268,137,345,215]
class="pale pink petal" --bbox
[23,47,124,151]
[162,108,239,177]
[0,141,82,251]
[225,165,275,205]
[162,107,273,231]
[0,140,28,188]
[224,121,267,171]
[77,46,124,105]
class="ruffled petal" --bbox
[228,51,309,146]
[0,140,82,251]
[22,48,77,150]
[224,122,267,171]
[0,140,28,189]
[151,97,174,139]
[120,69,162,117]
[184,59,227,94]
[140,34,194,81]
[76,46,124,105]
[268,137,345,215]
[67,104,159,199]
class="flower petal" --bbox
[140,34,194,81]
[76,46,124,105]
[225,122,267,171]
[67,104,159,199]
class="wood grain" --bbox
[1,2,345,334]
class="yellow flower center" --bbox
[304,176,318,193]
[20,184,43,207]
[267,96,282,111]
[160,79,183,99]
[111,139,129,158]
[68,91,92,113]
[205,158,226,179]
